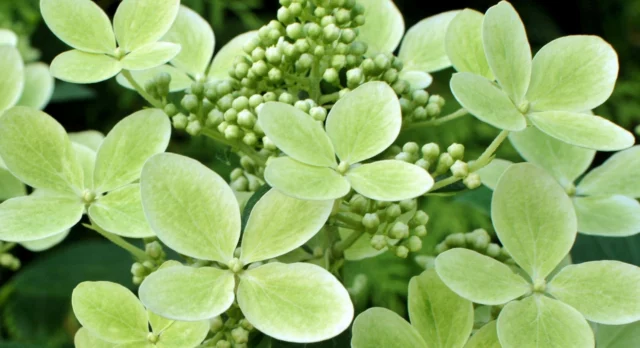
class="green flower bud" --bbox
[343,0,356,8]
[390,222,409,239]
[216,340,231,348]
[240,156,256,171]
[279,92,295,104]
[191,82,205,97]
[410,210,429,227]
[361,58,375,75]
[399,199,416,212]
[279,0,292,5]
[435,153,454,175]
[386,204,402,220]
[370,235,387,250]
[305,22,322,38]
[463,173,482,189]
[267,19,284,32]
[402,142,420,154]
[434,242,449,254]
[391,57,404,71]
[413,106,427,120]
[217,121,229,133]
[392,80,409,95]
[251,47,266,61]
[421,143,440,160]
[467,229,491,251]
[286,23,303,39]
[225,125,241,140]
[142,260,156,270]
[349,194,368,214]
[407,236,422,252]
[338,88,351,98]
[445,233,466,247]
[310,106,327,121]
[294,39,311,54]
[430,95,446,107]
[321,15,336,27]
[297,53,314,70]
[205,109,223,128]
[238,110,257,128]
[382,68,399,84]
[231,169,244,182]
[323,68,339,83]
[413,225,427,237]
[395,245,409,258]
[362,213,380,230]
[231,176,249,191]
[447,143,465,160]
[263,136,277,151]
[331,54,346,69]
[486,243,501,258]
[131,262,147,276]
[288,2,303,16]
[395,152,412,163]
[323,24,340,42]
[172,114,188,129]
[412,90,429,105]
[243,36,260,54]
[210,316,224,332]
[426,103,441,117]
[163,103,178,117]
[240,318,254,331]
[252,60,268,77]
[335,9,352,24]
[277,7,294,24]
[350,41,368,56]
[249,94,264,108]
[450,160,469,178]
[268,68,284,83]
[346,68,364,87]
[294,100,310,113]
[232,96,249,111]
[415,159,430,170]
[229,324,249,341]
[145,241,163,259]
[313,45,325,57]
[186,121,202,136]
[132,276,143,285]
[374,54,391,71]
[263,91,277,102]
[181,95,199,112]
[224,108,238,122]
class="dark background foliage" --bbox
[0,0,639,346]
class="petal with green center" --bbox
[509,126,595,186]
[208,31,257,80]
[346,160,433,201]
[50,50,121,84]
[435,248,530,305]
[482,1,531,104]
[492,163,577,281]
[148,311,210,348]
[399,11,459,72]
[465,321,500,348]
[141,153,240,263]
[89,184,154,238]
[446,9,493,79]
[72,281,149,343]
[497,295,594,348]
[548,261,640,325]
[573,195,640,237]
[240,189,332,264]
[116,65,192,92]
[113,0,180,52]
[264,157,350,201]
[16,63,55,110]
[258,102,336,167]
[476,158,512,190]
[326,82,402,163]
[120,42,181,71]
[0,107,84,193]
[358,0,405,55]
[409,269,474,347]
[0,46,24,112]
[528,111,634,152]
[40,0,116,54]
[351,308,427,348]
[139,265,235,322]
[0,194,82,242]
[577,146,640,198]
[237,262,353,343]
[20,229,70,252]
[93,108,171,193]
[450,72,526,131]
[527,36,619,112]
[162,5,214,76]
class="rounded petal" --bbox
[346,160,433,201]
[148,311,210,348]
[50,50,121,84]
[466,321,500,348]
[577,146,640,198]
[69,130,105,152]
[573,195,640,237]
[0,46,24,112]
[398,70,433,90]
[399,10,459,72]
[113,0,181,52]
[527,36,619,112]
[237,263,353,343]
[20,229,70,252]
[326,82,402,163]
[476,158,512,190]
[492,163,577,281]
[120,42,181,71]
[74,328,114,348]
[446,9,493,79]
[162,5,214,76]
[16,63,55,110]
[450,72,526,131]
[40,0,116,53]
[358,0,405,54]
[208,31,257,80]
[351,308,427,348]
[89,184,154,238]
[0,167,26,201]
[0,29,18,46]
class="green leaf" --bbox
[399,11,459,72]
[113,0,180,52]
[326,82,401,164]
[450,72,526,131]
[435,248,530,305]
[69,130,105,152]
[73,143,97,189]
[408,269,473,348]
[573,195,640,237]
[465,321,500,348]
[208,31,257,80]
[40,0,116,54]
[528,111,635,151]
[264,156,350,201]
[594,321,640,348]
[482,1,531,104]
[0,46,24,111]
[527,36,619,112]
[398,70,433,90]
[141,153,240,263]
[162,5,214,76]
[237,262,353,343]
[445,9,493,79]
[240,189,332,264]
[74,328,115,348]
[0,107,84,193]
[497,295,594,348]
[16,63,55,110]
[148,311,210,348]
[509,126,595,187]
[258,102,336,167]
[548,261,640,325]
[346,160,434,201]
[476,158,512,190]
[93,108,171,193]
[0,194,82,242]
[0,28,18,46]
[351,308,427,348]
[72,281,148,343]
[50,50,121,84]
[492,163,577,280]
[89,184,154,238]
[139,265,235,321]
[120,42,181,71]
[20,229,69,252]
[116,65,193,92]
[577,146,640,198]
[0,167,26,201]
[357,0,405,54]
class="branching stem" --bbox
[403,108,469,131]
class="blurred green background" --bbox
[0,0,639,346]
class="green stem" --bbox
[403,108,469,130]
[121,70,164,109]
[319,92,340,105]
[332,228,365,258]
[85,222,150,261]
[429,130,510,192]
[201,128,267,167]
[0,242,16,254]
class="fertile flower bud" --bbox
[450,160,469,178]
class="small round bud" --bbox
[339,88,351,98]
[297,53,314,70]
[349,194,368,214]
[395,152,413,162]
[181,94,199,112]
[231,327,249,344]
[145,241,163,259]
[224,125,241,140]
[323,68,339,83]
[323,24,340,42]
[430,95,446,107]
[374,54,391,71]
[310,106,327,121]
[370,235,387,250]
[413,225,427,237]
[346,68,364,87]
[382,69,399,84]
[434,242,449,254]
[413,106,428,120]
[450,160,469,178]
[294,100,310,113]
[131,262,147,276]
[230,168,244,181]
[362,213,380,230]
[486,243,502,258]
[448,143,465,160]
[412,90,429,105]
[277,7,294,24]
[288,2,303,16]
[390,222,409,239]
[313,45,325,57]
[331,54,346,69]
[263,136,277,151]
[251,47,266,61]
[216,80,233,96]
[350,41,368,56]
[286,23,303,39]
[279,92,295,104]
[210,316,224,332]
[240,319,254,331]
[263,91,277,102]
[172,114,188,129]
[232,96,249,111]
[421,143,440,160]
[410,210,429,227]
[224,108,238,122]
[305,22,322,38]
[386,204,402,220]
[353,14,365,26]
[445,233,466,247]
[402,142,420,154]
[217,121,229,133]
[249,94,264,108]
[392,80,409,95]
[407,236,423,252]
[341,28,356,43]
[399,199,417,212]
[237,110,257,128]
[415,158,430,170]
[435,153,454,174]
[163,104,178,117]
[395,245,409,258]
[216,340,231,348]
[463,173,482,190]
[231,176,249,191]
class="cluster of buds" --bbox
[434,228,514,265]
[335,193,429,259]
[203,305,255,348]
[130,241,166,285]
[400,90,445,123]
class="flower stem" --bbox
[121,70,164,109]
[332,228,365,258]
[201,128,267,167]
[0,242,16,254]
[403,108,469,130]
[84,222,150,261]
